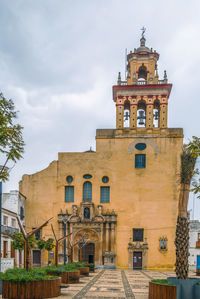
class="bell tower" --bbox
[113,32,171,132]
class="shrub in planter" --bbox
[43,266,69,283]
[66,269,80,284]
[83,263,95,272]
[149,280,177,299]
[76,267,89,276]
[64,262,89,276]
[55,266,80,283]
[0,268,61,299]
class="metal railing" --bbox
[117,79,168,86]
[1,225,19,235]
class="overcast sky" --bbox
[0,0,200,218]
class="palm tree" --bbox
[175,137,200,279]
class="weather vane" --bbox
[141,26,146,38]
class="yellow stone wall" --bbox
[20,128,183,270]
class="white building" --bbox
[189,220,200,271]
[1,190,25,270]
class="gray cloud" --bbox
[0,0,200,218]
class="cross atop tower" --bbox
[140,26,146,38]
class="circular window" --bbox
[83,174,92,179]
[102,176,109,183]
[66,176,73,183]
[135,143,146,151]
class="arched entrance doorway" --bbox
[81,243,95,264]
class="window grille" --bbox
[135,154,146,168]
[65,186,74,202]
[83,181,92,201]
[100,186,110,203]
[133,229,144,242]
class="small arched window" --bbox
[83,181,92,202]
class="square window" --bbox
[133,229,144,242]
[135,154,146,168]
[11,219,16,228]
[32,228,41,240]
[3,216,8,226]
[100,187,110,203]
[65,186,74,202]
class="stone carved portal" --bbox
[128,239,148,270]
[58,201,117,267]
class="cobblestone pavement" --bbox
[0,269,197,299]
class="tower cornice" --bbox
[112,84,172,102]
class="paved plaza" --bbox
[46,269,195,298]
[0,269,197,299]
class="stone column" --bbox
[99,223,103,264]
[146,104,153,128]
[110,223,115,253]
[105,222,110,252]
[116,105,124,129]
[128,249,132,270]
[160,99,168,128]
[130,104,137,128]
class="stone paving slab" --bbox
[0,269,197,299]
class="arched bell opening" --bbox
[153,100,160,128]
[137,100,146,127]
[138,64,147,83]
[123,100,130,128]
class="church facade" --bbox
[20,35,183,270]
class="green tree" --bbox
[45,238,55,265]
[37,239,46,250]
[11,232,36,250]
[0,92,25,180]
[175,136,200,279]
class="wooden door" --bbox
[133,251,142,269]
[3,241,8,258]
[82,243,95,263]
[11,244,15,258]
[32,250,41,266]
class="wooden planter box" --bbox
[77,267,89,276]
[2,278,61,299]
[196,269,200,276]
[46,272,69,283]
[149,281,177,299]
[89,267,95,273]
[68,270,80,284]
